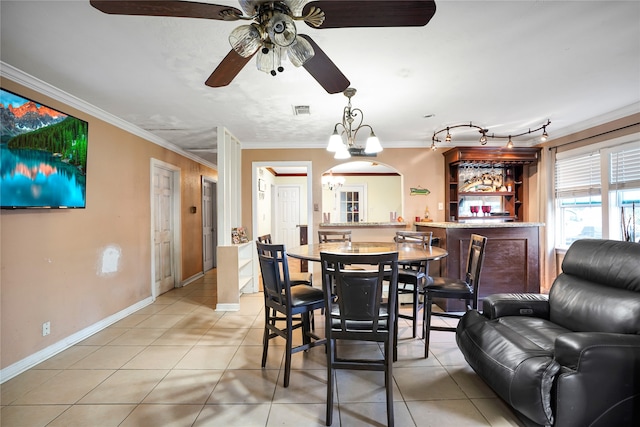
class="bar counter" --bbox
[319,222,409,241]
[416,221,543,311]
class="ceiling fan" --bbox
[89,0,437,94]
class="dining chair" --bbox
[422,233,487,358]
[256,242,326,387]
[394,230,432,338]
[257,233,312,285]
[320,251,399,427]
[318,230,352,243]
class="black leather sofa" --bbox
[456,239,640,426]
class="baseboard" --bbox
[181,271,204,287]
[215,303,240,311]
[0,296,154,384]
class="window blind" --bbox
[610,145,640,189]
[555,151,601,198]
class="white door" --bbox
[153,165,176,295]
[202,179,216,271]
[276,185,301,249]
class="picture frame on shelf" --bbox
[237,226,249,243]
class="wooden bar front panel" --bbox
[418,225,540,311]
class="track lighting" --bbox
[430,120,551,149]
[541,125,549,141]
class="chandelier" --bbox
[430,120,551,150]
[228,2,323,76]
[322,170,345,191]
[326,88,382,159]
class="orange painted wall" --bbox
[0,78,217,369]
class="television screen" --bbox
[1,88,88,209]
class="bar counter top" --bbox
[319,222,407,228]
[416,221,544,228]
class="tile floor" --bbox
[1,269,524,426]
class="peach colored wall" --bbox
[0,79,216,369]
[242,147,446,239]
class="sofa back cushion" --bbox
[549,239,640,334]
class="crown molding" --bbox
[0,62,217,169]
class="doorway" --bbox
[252,161,313,247]
[151,159,182,299]
[202,178,217,271]
[274,185,302,249]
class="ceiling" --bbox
[1,1,639,168]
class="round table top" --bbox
[287,241,448,263]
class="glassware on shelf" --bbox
[470,206,479,216]
[482,205,492,216]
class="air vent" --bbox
[292,105,310,116]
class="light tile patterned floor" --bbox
[1,270,524,426]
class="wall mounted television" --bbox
[1,88,89,209]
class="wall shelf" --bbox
[216,241,257,311]
[443,147,540,222]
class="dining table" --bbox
[287,241,448,361]
[287,241,448,264]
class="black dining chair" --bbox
[422,233,487,358]
[394,231,432,338]
[257,233,312,285]
[256,242,326,387]
[318,230,352,243]
[320,251,399,427]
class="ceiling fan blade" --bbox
[205,50,255,87]
[303,0,436,28]
[298,34,350,94]
[90,0,243,21]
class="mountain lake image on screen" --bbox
[0,88,89,209]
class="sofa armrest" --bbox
[482,293,549,320]
[555,332,640,370]
[553,332,640,427]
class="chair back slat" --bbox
[318,230,352,243]
[257,234,272,244]
[394,231,432,249]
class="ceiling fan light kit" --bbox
[430,120,552,151]
[327,87,382,159]
[90,0,436,93]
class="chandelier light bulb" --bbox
[334,143,351,159]
[327,129,343,152]
[364,132,383,153]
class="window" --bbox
[554,140,640,248]
[609,145,640,242]
[555,152,602,247]
[338,185,366,223]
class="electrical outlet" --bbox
[42,321,50,336]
